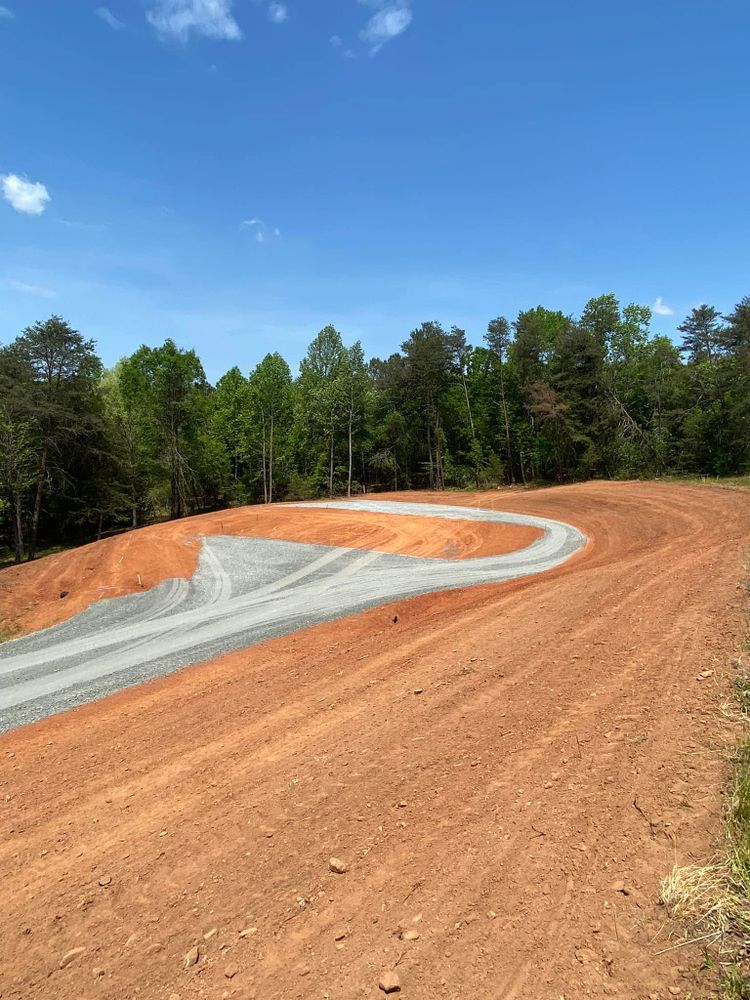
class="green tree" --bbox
[678,305,723,363]
[250,353,293,503]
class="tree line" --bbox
[0,292,748,562]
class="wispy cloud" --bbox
[652,296,674,317]
[146,0,242,42]
[95,6,125,30]
[267,2,287,24]
[241,218,280,243]
[0,6,14,19]
[59,219,106,233]
[7,278,56,299]
[1,173,51,215]
[330,34,342,47]
[359,1,412,54]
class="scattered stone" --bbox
[398,801,407,809]
[611,880,630,895]
[329,858,347,874]
[379,970,401,993]
[391,616,399,624]
[668,989,681,996]
[401,929,420,941]
[98,875,112,887]
[224,964,239,979]
[146,942,163,955]
[334,929,349,941]
[239,926,258,938]
[59,591,69,599]
[184,946,200,969]
[297,965,311,977]
[93,967,105,978]
[60,947,86,969]
[413,688,423,695]
[203,928,218,940]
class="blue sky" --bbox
[1,1,749,380]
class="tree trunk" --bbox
[97,512,103,542]
[12,492,24,564]
[28,442,48,561]
[426,421,434,489]
[347,408,353,498]
[329,434,334,498]
[498,364,515,484]
[261,413,268,504]
[461,370,480,487]
[268,412,274,504]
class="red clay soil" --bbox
[0,482,748,1000]
[0,505,540,637]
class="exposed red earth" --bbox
[0,505,541,638]
[0,481,747,999]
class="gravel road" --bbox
[0,500,585,732]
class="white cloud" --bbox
[330,34,342,47]
[146,0,242,42]
[1,173,51,215]
[241,218,280,242]
[360,3,412,54]
[652,296,674,317]
[95,7,124,29]
[7,279,56,298]
[267,2,287,24]
[59,219,106,232]
[0,6,14,19]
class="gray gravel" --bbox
[0,500,585,732]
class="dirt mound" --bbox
[0,482,747,999]
[0,504,541,638]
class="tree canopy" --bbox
[1,294,749,562]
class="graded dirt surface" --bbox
[0,482,748,1000]
[0,505,542,638]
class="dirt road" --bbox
[0,482,747,999]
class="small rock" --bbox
[611,880,630,895]
[203,928,218,940]
[60,947,86,969]
[184,946,199,969]
[239,926,258,938]
[224,964,239,979]
[146,942,163,955]
[401,929,420,941]
[329,858,347,874]
[59,591,69,599]
[668,989,681,996]
[413,688,423,695]
[398,801,407,809]
[379,970,401,993]
[93,967,105,978]
[98,875,112,887]
[391,615,399,624]
[297,965,311,977]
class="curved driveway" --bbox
[0,501,585,732]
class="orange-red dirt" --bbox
[0,505,541,637]
[0,482,747,1000]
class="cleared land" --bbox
[0,482,747,999]
[0,502,580,732]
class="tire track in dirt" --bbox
[0,482,747,1000]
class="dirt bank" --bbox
[0,482,746,999]
[0,504,541,638]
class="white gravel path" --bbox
[0,501,586,732]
